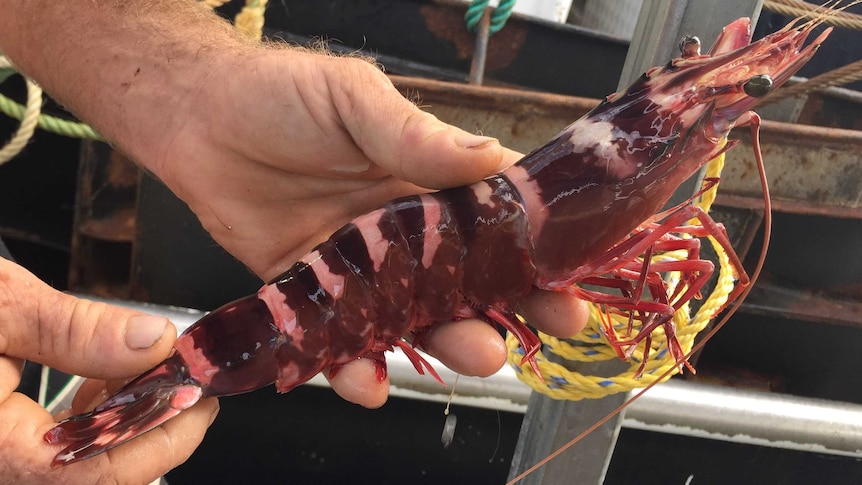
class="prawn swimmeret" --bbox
[47,12,832,470]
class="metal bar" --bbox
[509,0,762,485]
[625,379,862,458]
[621,0,765,86]
[721,120,862,210]
[508,361,628,485]
[716,193,862,220]
[468,8,492,85]
[509,2,767,483]
[618,0,688,86]
[740,281,862,328]
[66,294,862,459]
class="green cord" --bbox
[465,0,517,35]
[0,90,103,141]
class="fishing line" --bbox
[488,409,502,463]
[441,374,460,448]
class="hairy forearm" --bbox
[0,0,251,171]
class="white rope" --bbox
[0,56,42,165]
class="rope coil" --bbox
[0,57,44,165]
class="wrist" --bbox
[110,40,253,178]
[82,12,256,179]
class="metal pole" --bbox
[469,8,492,85]
[622,0,766,207]
[621,0,765,85]
[508,360,628,485]
[507,1,765,483]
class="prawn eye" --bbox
[743,74,773,97]
[678,35,701,58]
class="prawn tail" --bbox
[44,353,202,466]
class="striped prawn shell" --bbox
[175,174,537,395]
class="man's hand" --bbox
[148,48,589,407]
[0,258,219,484]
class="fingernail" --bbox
[125,315,169,350]
[454,131,497,149]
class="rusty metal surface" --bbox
[723,121,862,210]
[797,89,862,131]
[742,280,862,328]
[420,1,528,76]
[716,193,862,219]
[72,142,139,242]
[393,77,862,213]
[68,141,139,298]
[392,76,597,153]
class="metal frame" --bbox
[64,295,862,462]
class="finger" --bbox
[0,392,217,485]
[331,58,520,188]
[39,396,217,483]
[69,376,138,415]
[519,290,590,338]
[417,319,507,378]
[0,259,177,379]
[99,397,219,484]
[326,358,389,409]
[0,393,73,482]
[70,378,110,414]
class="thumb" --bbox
[0,258,176,380]
[334,61,521,189]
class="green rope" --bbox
[465,0,517,35]
[0,91,102,141]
